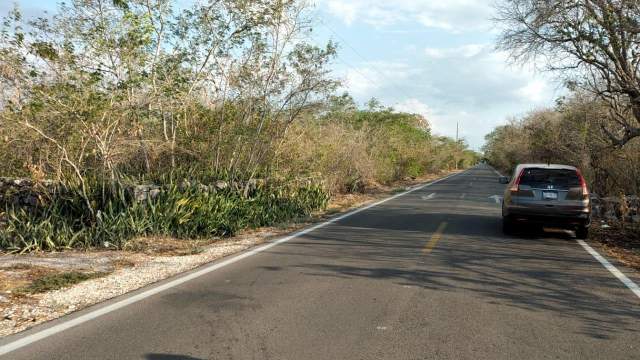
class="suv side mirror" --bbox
[498,176,510,184]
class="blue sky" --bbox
[2,0,564,149]
[311,0,564,149]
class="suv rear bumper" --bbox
[504,206,591,227]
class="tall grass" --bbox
[0,179,328,252]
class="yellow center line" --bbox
[423,221,448,254]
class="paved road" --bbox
[2,164,639,359]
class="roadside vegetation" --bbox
[0,1,478,252]
[492,0,640,195]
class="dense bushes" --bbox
[278,97,478,193]
[0,180,328,252]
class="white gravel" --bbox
[1,233,273,337]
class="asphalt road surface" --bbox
[2,164,639,359]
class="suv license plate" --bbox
[543,191,558,200]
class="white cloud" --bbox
[395,99,443,133]
[424,48,447,59]
[326,1,360,25]
[395,98,433,117]
[516,79,549,103]
[395,99,467,139]
[425,44,486,59]
[320,0,494,32]
[416,13,455,32]
[344,68,380,96]
[339,62,416,97]
[417,43,555,108]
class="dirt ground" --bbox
[589,220,640,271]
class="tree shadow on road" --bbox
[272,210,640,341]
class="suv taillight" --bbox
[576,170,589,200]
[509,169,524,192]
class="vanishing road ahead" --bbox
[2,164,639,359]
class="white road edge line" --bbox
[577,239,640,299]
[0,171,465,356]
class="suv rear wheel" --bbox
[502,216,514,235]
[575,225,589,239]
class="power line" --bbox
[302,31,382,98]
[332,55,382,94]
[312,14,417,102]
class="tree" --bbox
[0,0,337,180]
[482,91,640,195]
[495,0,640,146]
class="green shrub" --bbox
[0,179,329,252]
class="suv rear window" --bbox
[518,168,581,190]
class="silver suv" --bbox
[499,164,591,238]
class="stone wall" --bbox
[132,178,264,201]
[591,194,640,223]
[0,178,266,207]
[0,178,56,209]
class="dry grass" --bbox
[0,264,109,299]
[17,271,108,294]
[109,258,137,269]
[122,236,215,257]
[0,265,59,294]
